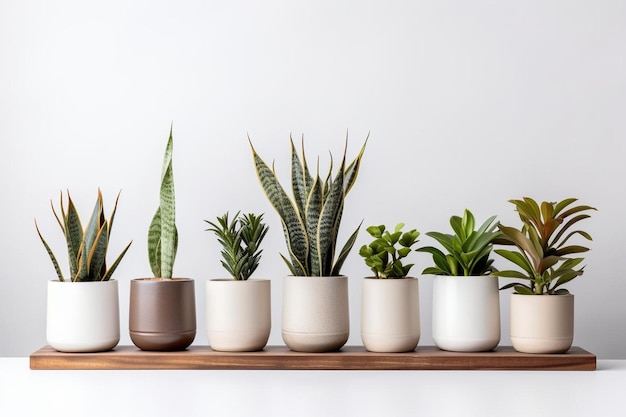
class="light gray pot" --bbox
[206,279,271,352]
[281,275,349,352]
[361,277,420,352]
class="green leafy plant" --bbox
[359,223,420,278]
[494,197,596,295]
[417,209,502,276]
[205,211,269,280]
[250,135,367,276]
[148,126,177,279]
[35,189,132,282]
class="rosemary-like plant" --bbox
[205,212,269,280]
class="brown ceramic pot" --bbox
[129,278,196,351]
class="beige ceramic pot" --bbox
[510,293,574,354]
[282,275,349,352]
[206,279,271,352]
[129,278,196,351]
[47,279,120,353]
[432,275,501,352]
[360,277,420,352]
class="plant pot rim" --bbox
[431,274,498,278]
[132,277,194,282]
[286,275,347,279]
[363,276,417,280]
[208,278,270,282]
[511,293,574,297]
[48,279,118,284]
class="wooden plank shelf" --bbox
[30,345,596,371]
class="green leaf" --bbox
[35,220,65,282]
[148,207,162,277]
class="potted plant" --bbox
[36,189,132,352]
[494,197,596,353]
[250,135,367,352]
[204,211,270,352]
[417,209,503,352]
[129,126,196,351]
[359,223,421,352]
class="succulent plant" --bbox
[148,126,177,279]
[417,209,502,276]
[494,197,596,295]
[35,189,132,282]
[359,223,420,278]
[250,135,367,276]
[205,211,269,280]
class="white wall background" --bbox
[1,0,624,358]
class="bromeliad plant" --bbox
[148,126,178,279]
[417,209,503,276]
[205,211,269,280]
[494,197,596,295]
[359,223,420,278]
[35,189,132,282]
[250,135,367,277]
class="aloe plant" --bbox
[494,197,596,295]
[35,189,132,282]
[250,135,367,276]
[205,211,269,280]
[148,126,178,279]
[417,209,502,276]
[359,223,420,278]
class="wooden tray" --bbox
[30,345,596,371]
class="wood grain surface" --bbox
[29,345,596,371]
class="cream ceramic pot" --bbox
[432,275,500,352]
[47,279,120,352]
[282,275,349,352]
[361,277,420,352]
[510,293,574,354]
[206,279,271,352]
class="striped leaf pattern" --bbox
[148,126,178,279]
[251,135,367,276]
[35,189,132,282]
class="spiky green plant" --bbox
[417,209,502,276]
[359,223,420,278]
[35,189,132,282]
[148,126,177,279]
[494,197,596,295]
[250,134,367,276]
[205,211,269,280]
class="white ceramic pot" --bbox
[47,279,120,352]
[206,279,271,352]
[432,275,500,352]
[361,277,420,352]
[510,293,574,354]
[282,275,349,352]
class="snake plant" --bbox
[35,189,132,282]
[250,135,367,277]
[359,223,420,278]
[494,197,596,295]
[148,126,178,279]
[417,209,503,276]
[205,211,269,280]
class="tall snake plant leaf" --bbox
[251,141,308,275]
[251,135,367,276]
[59,193,83,279]
[148,126,178,279]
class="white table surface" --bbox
[1,358,625,417]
